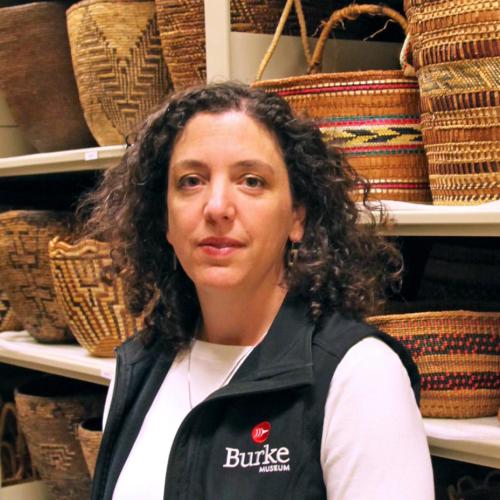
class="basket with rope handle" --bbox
[253,0,431,203]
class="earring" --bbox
[288,241,300,269]
[172,253,178,271]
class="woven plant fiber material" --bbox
[253,2,431,203]
[0,288,23,332]
[0,211,74,343]
[49,238,143,357]
[367,310,500,418]
[0,2,95,152]
[14,376,106,500]
[67,0,172,146]
[155,0,332,90]
[78,417,102,478]
[404,0,500,205]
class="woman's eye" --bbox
[242,176,264,188]
[178,175,201,188]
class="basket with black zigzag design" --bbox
[66,0,172,146]
[49,237,143,357]
[253,2,431,203]
[367,310,500,418]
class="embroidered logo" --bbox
[251,421,271,444]
[222,421,290,473]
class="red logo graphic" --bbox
[251,421,271,444]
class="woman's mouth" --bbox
[199,237,244,257]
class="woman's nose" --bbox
[203,181,236,222]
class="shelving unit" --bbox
[0,329,499,470]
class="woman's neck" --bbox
[196,283,287,346]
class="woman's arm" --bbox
[321,337,434,500]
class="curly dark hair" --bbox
[78,81,402,353]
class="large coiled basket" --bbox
[49,238,143,357]
[0,211,74,343]
[14,376,106,500]
[368,310,500,418]
[404,0,500,204]
[67,0,172,146]
[0,2,95,152]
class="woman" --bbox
[84,82,434,499]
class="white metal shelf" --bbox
[0,331,114,385]
[1,330,499,468]
[0,145,125,177]
[425,417,500,469]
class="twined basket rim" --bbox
[67,0,153,15]
[252,69,416,88]
[368,309,500,322]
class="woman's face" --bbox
[166,110,305,294]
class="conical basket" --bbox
[49,237,143,356]
[66,0,172,146]
[0,211,74,343]
[0,2,95,152]
[15,376,106,500]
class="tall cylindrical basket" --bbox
[404,0,500,204]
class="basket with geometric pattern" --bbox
[253,1,431,203]
[0,287,23,332]
[14,376,106,500]
[367,310,500,418]
[0,211,74,343]
[66,0,172,146]
[49,237,143,357]
[404,0,500,204]
[155,0,332,90]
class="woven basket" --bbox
[253,1,431,203]
[14,376,106,500]
[0,2,95,152]
[78,417,102,479]
[367,310,500,418]
[155,0,331,90]
[66,0,172,146]
[0,287,23,332]
[404,0,500,204]
[49,238,143,357]
[0,211,74,343]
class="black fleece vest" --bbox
[92,298,419,500]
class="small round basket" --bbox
[14,376,106,500]
[78,417,103,479]
[49,237,143,357]
[367,310,500,418]
[0,211,74,343]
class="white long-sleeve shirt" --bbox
[104,337,434,500]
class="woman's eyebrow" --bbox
[170,159,208,171]
[233,159,276,176]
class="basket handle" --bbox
[255,0,312,81]
[308,4,414,76]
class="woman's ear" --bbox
[289,205,306,242]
